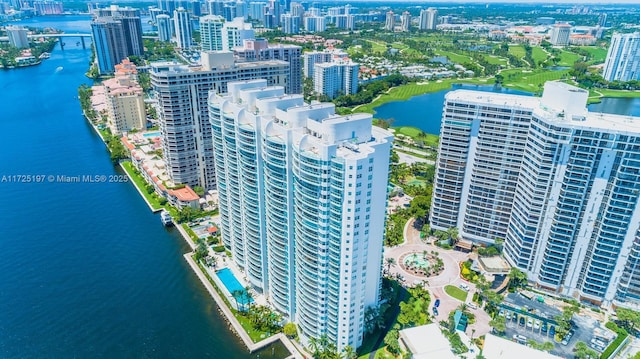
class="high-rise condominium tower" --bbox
[603,32,640,82]
[400,11,410,32]
[199,15,225,51]
[150,52,290,190]
[173,7,192,49]
[156,14,173,42]
[419,7,437,30]
[209,79,392,350]
[549,23,571,46]
[234,38,302,95]
[430,81,640,307]
[91,6,144,75]
[384,11,394,31]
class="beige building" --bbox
[103,59,146,135]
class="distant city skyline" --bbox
[302,0,640,4]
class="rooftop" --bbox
[169,186,200,202]
[399,324,456,359]
[482,334,562,359]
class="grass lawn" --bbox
[121,161,164,211]
[508,45,526,59]
[182,223,199,243]
[356,80,455,114]
[196,260,273,343]
[482,54,509,65]
[532,47,549,65]
[580,46,608,64]
[366,39,388,53]
[444,285,468,302]
[500,68,568,93]
[597,89,640,99]
[434,50,473,64]
[557,50,581,67]
[394,126,439,147]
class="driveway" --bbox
[384,218,492,337]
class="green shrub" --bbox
[601,322,628,359]
[213,245,226,252]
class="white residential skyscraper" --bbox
[400,11,410,32]
[222,17,254,51]
[603,32,640,82]
[431,81,640,307]
[549,23,571,46]
[384,11,394,31]
[233,38,303,94]
[173,7,192,48]
[304,16,326,32]
[150,52,290,189]
[208,79,393,350]
[199,16,255,51]
[419,8,437,30]
[156,14,173,42]
[199,15,225,51]
[6,26,29,48]
[314,59,359,99]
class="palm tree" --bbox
[243,286,253,310]
[447,226,459,244]
[385,257,396,274]
[309,336,321,359]
[342,345,356,359]
[231,289,243,311]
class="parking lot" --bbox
[500,293,611,358]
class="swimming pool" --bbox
[216,268,253,303]
[143,131,161,138]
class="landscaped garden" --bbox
[444,285,468,302]
[399,251,444,277]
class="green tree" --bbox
[615,307,640,332]
[283,322,297,338]
[573,341,597,359]
[489,315,506,333]
[193,186,205,196]
[383,329,400,354]
[385,257,396,274]
[507,267,528,289]
[194,238,208,261]
[342,345,356,359]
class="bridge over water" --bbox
[0,33,158,49]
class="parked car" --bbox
[468,302,478,310]
[513,334,527,344]
[499,309,505,317]
[506,312,512,320]
[433,307,439,316]
[519,317,525,327]
[527,319,533,328]
[459,283,470,291]
[434,299,440,308]
[541,322,548,333]
[534,320,541,330]
[549,326,556,336]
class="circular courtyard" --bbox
[399,251,444,278]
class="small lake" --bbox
[588,97,640,117]
[374,84,640,135]
[373,84,533,135]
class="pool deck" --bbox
[184,253,303,358]
[175,222,305,358]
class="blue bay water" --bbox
[373,83,640,135]
[373,84,534,135]
[0,16,286,358]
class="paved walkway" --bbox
[383,218,492,337]
[184,253,305,358]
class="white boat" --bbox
[160,210,173,226]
